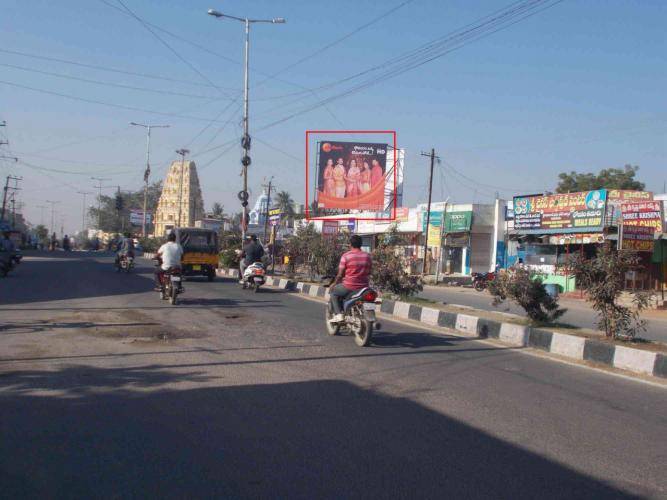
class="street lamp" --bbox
[207,7,286,240]
[130,122,170,237]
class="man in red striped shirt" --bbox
[330,234,372,322]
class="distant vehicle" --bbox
[173,227,218,281]
[241,262,266,292]
[472,271,495,291]
[155,256,183,305]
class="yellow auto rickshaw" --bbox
[174,227,219,281]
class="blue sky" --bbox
[1,0,665,234]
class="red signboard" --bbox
[622,225,654,252]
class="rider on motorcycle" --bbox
[0,232,15,269]
[330,234,372,323]
[239,234,264,282]
[115,232,135,266]
[154,232,183,289]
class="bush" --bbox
[488,267,566,324]
[371,226,423,297]
[138,237,163,253]
[568,244,649,339]
[220,248,240,269]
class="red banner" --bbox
[621,201,663,233]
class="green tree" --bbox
[555,165,644,193]
[211,202,225,218]
[568,244,649,339]
[488,268,566,324]
[34,224,49,245]
[88,181,162,233]
[276,191,295,224]
[371,226,423,297]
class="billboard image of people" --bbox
[316,141,387,211]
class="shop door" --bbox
[445,247,463,274]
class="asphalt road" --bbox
[419,285,667,343]
[1,252,666,499]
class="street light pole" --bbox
[77,191,92,235]
[208,8,285,240]
[130,122,170,237]
[45,200,60,237]
[91,177,111,230]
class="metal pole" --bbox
[263,177,272,242]
[241,18,250,241]
[143,126,151,237]
[0,176,8,221]
[421,149,437,275]
[77,191,91,235]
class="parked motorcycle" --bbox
[472,271,495,292]
[241,261,266,292]
[155,258,183,305]
[325,287,379,347]
[115,254,134,273]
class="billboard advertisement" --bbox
[621,200,663,234]
[316,141,387,212]
[129,210,152,226]
[513,190,607,233]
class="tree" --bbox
[88,181,162,233]
[211,202,225,218]
[489,268,566,324]
[371,226,423,297]
[568,244,649,339]
[34,224,49,245]
[555,165,644,193]
[276,191,295,224]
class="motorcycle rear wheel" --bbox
[169,285,178,305]
[473,281,486,292]
[351,307,373,347]
[324,305,340,336]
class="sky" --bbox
[1,0,665,235]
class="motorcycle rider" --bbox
[239,234,264,282]
[154,231,183,289]
[115,232,135,267]
[0,232,15,270]
[329,234,372,323]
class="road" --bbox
[420,285,667,343]
[1,252,666,498]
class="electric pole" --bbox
[208,9,286,241]
[1,175,22,223]
[91,177,111,230]
[420,149,440,275]
[176,148,190,227]
[36,205,47,226]
[77,191,92,235]
[130,122,170,237]
[263,176,274,242]
[45,200,61,236]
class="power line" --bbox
[0,47,231,90]
[0,62,222,100]
[0,79,236,123]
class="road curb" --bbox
[215,268,666,381]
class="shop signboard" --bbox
[426,223,441,247]
[322,220,339,236]
[268,208,282,227]
[621,225,654,252]
[421,211,443,231]
[444,211,472,232]
[513,190,607,233]
[316,141,387,211]
[395,207,409,222]
[620,200,663,234]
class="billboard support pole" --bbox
[420,148,439,275]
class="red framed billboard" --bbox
[305,130,397,221]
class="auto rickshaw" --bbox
[174,227,219,281]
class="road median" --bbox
[216,267,665,382]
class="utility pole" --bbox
[176,149,190,227]
[130,122,170,237]
[77,191,92,235]
[45,200,60,236]
[1,175,21,223]
[420,149,440,275]
[36,204,47,226]
[91,177,111,230]
[208,9,286,241]
[263,176,274,242]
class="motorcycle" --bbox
[0,251,21,277]
[155,258,184,305]
[115,254,134,273]
[472,271,495,292]
[241,261,266,292]
[325,287,379,347]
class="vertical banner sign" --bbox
[316,141,387,211]
[620,200,663,252]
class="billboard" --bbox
[621,200,663,234]
[513,190,607,233]
[316,141,387,212]
[621,225,654,252]
[129,210,152,226]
